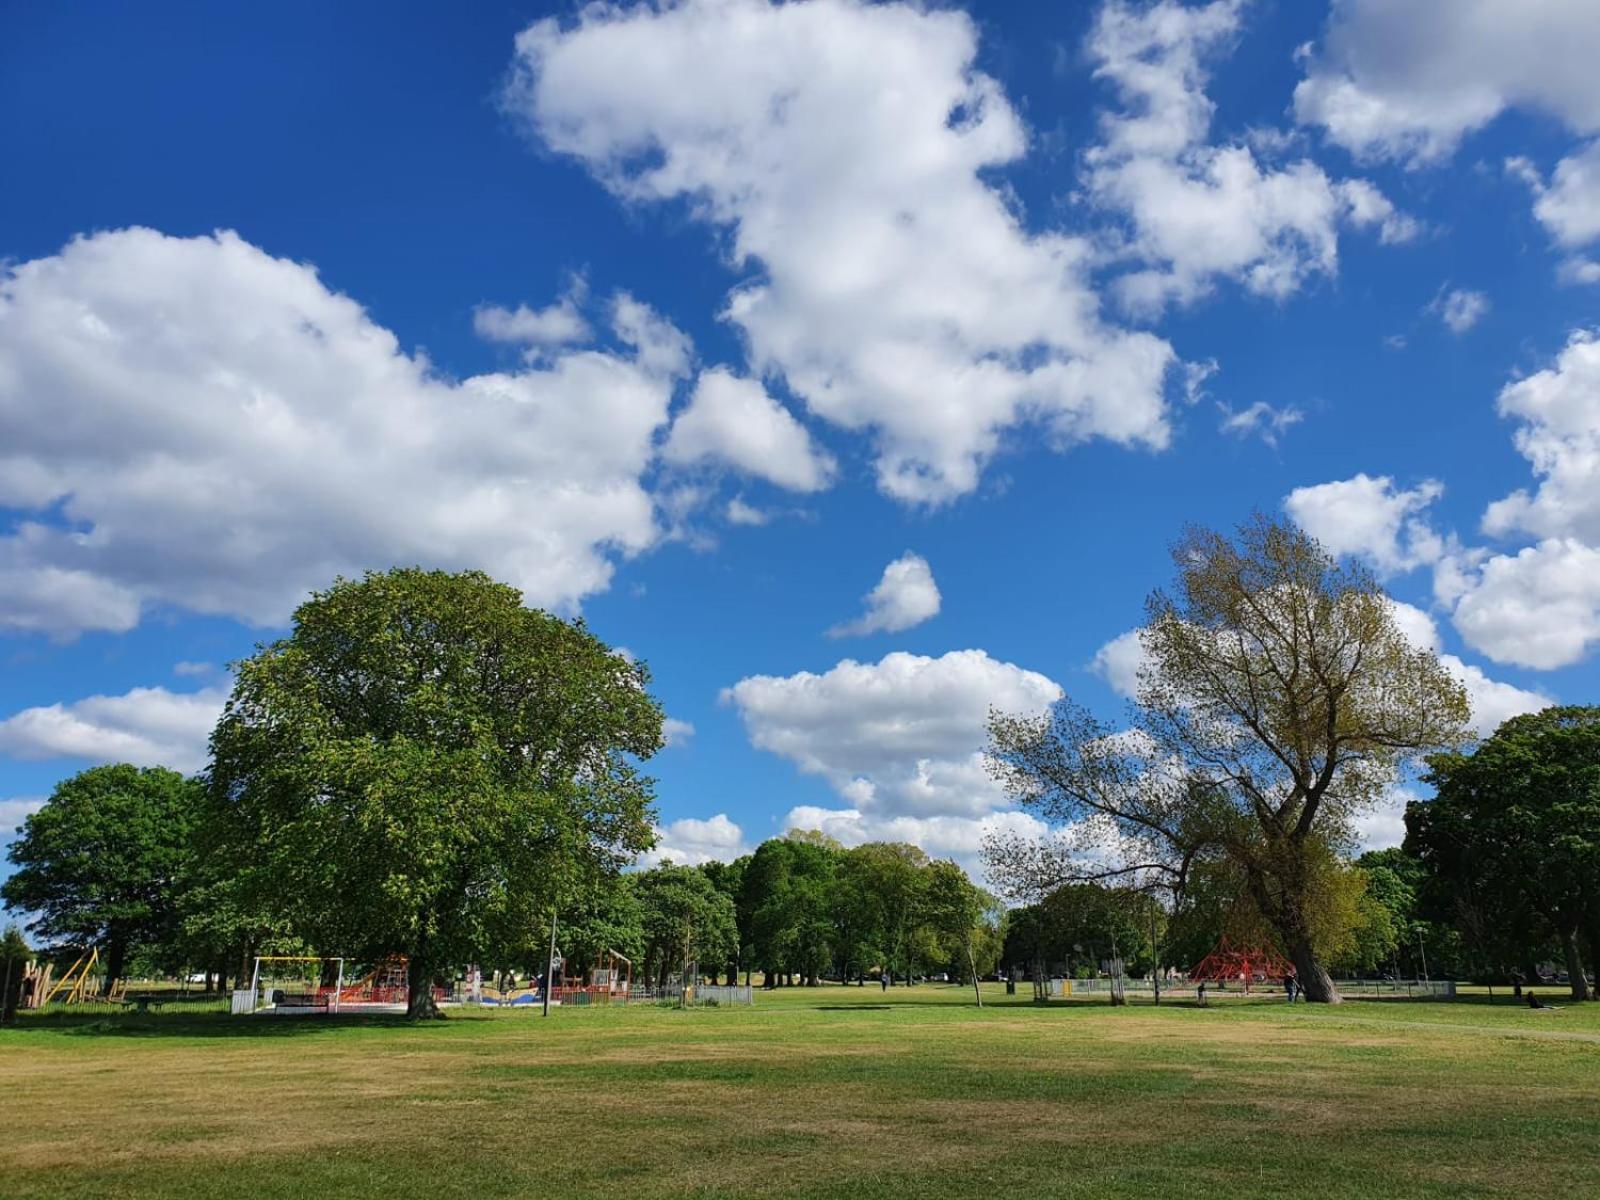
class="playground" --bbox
[3,983,1598,1199]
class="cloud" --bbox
[0,684,227,774]
[723,649,1062,819]
[1294,0,1600,165]
[724,497,769,526]
[0,228,689,638]
[1217,400,1303,447]
[1355,786,1417,853]
[826,553,941,638]
[1089,629,1146,700]
[1436,331,1600,669]
[662,367,835,492]
[1285,474,1446,574]
[0,796,46,845]
[506,0,1179,504]
[1446,538,1600,669]
[1082,0,1414,315]
[1427,287,1490,334]
[473,284,591,354]
[782,804,1048,878]
[1385,601,1551,736]
[661,717,696,748]
[172,661,215,678]
[1482,330,1600,545]
[638,813,748,868]
[1509,144,1600,259]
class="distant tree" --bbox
[835,842,927,986]
[208,568,662,1017]
[3,765,203,991]
[919,861,991,1005]
[2,924,30,1025]
[632,865,738,987]
[551,875,645,981]
[988,516,1469,1002]
[698,858,747,984]
[1411,707,1598,1000]
[743,837,841,986]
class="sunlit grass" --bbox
[3,984,1597,1198]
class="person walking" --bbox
[1284,975,1298,1003]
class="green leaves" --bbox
[207,568,663,986]
[2,765,204,983]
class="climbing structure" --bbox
[1187,937,1294,993]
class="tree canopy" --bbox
[986,515,1470,1002]
[207,567,663,1016]
[1410,706,1600,1000]
[3,764,203,988]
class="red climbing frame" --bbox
[1187,937,1294,993]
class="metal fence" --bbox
[694,984,753,1006]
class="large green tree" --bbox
[1411,707,1597,1000]
[987,516,1470,1002]
[3,764,203,990]
[208,568,662,1017]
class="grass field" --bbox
[4,984,1599,1199]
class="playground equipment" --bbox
[234,955,452,1014]
[43,948,103,1005]
[1187,937,1294,993]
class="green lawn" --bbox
[3,984,1598,1198]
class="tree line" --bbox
[6,523,1597,1014]
[1,567,998,1015]
[1,775,1000,1002]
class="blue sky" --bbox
[3,0,1598,887]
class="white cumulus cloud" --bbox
[0,684,227,774]
[1483,330,1600,545]
[0,228,689,638]
[1429,287,1490,334]
[783,804,1048,879]
[1285,473,1446,574]
[827,553,941,638]
[506,0,1179,504]
[1294,0,1600,165]
[638,813,749,868]
[662,367,835,492]
[1083,0,1415,315]
[1217,400,1303,447]
[723,649,1062,820]
[0,796,47,845]
[474,288,591,354]
[1385,601,1550,737]
[1089,629,1147,701]
[1447,539,1600,670]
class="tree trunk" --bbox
[104,934,127,996]
[1560,927,1591,1002]
[1287,936,1341,1004]
[964,935,983,1008]
[406,956,442,1019]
